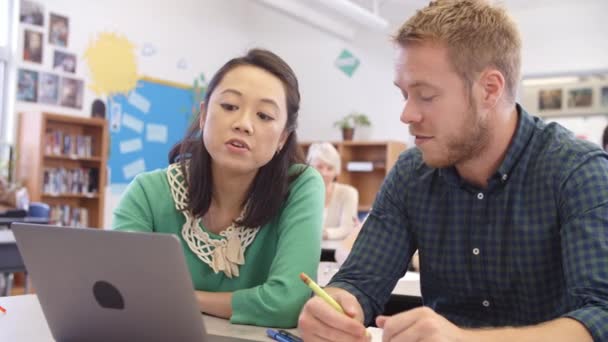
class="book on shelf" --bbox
[50,204,89,227]
[42,167,98,195]
[346,161,374,172]
[44,129,94,158]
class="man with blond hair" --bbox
[298,0,608,341]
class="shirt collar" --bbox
[494,104,535,182]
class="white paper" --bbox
[346,161,374,172]
[367,327,383,342]
[146,123,168,143]
[110,102,122,132]
[128,91,151,113]
[123,158,146,180]
[119,138,143,154]
[122,113,144,134]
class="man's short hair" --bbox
[394,0,522,102]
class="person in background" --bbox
[113,49,324,328]
[298,0,608,341]
[307,142,359,240]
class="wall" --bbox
[512,0,608,76]
[8,0,408,227]
[6,0,608,227]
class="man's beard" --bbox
[423,103,490,168]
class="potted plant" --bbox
[333,112,371,141]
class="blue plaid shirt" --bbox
[329,105,608,341]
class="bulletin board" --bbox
[107,77,193,189]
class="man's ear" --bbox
[198,101,207,131]
[479,69,505,109]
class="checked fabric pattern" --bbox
[330,105,608,341]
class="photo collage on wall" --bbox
[536,76,608,115]
[17,0,83,109]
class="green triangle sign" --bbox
[335,49,360,77]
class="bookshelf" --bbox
[16,112,109,228]
[300,140,407,211]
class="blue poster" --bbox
[108,78,193,191]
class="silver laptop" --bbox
[12,223,256,342]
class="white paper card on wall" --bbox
[123,158,146,180]
[128,91,151,113]
[110,102,122,132]
[146,123,168,143]
[119,138,143,154]
[122,113,144,133]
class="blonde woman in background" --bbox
[307,142,358,240]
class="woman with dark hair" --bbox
[113,49,324,327]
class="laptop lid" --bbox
[12,223,253,342]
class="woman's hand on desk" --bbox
[377,307,465,342]
[298,287,368,342]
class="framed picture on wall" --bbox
[59,77,83,109]
[538,88,562,111]
[39,72,60,104]
[53,50,77,73]
[567,88,593,108]
[49,13,69,47]
[601,87,608,108]
[23,29,43,63]
[20,0,44,26]
[17,69,38,102]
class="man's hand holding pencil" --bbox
[298,273,369,342]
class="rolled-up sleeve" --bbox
[559,152,608,341]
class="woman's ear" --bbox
[199,101,207,131]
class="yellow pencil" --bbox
[300,272,344,314]
[300,273,371,338]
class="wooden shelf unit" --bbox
[16,112,109,228]
[300,140,407,211]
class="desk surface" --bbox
[0,230,15,244]
[317,262,421,297]
[0,294,289,341]
[321,239,343,251]
[0,217,50,226]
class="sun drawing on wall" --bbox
[84,32,138,95]
[84,32,195,188]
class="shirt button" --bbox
[477,193,484,200]
[472,248,480,255]
[502,174,508,181]
[482,300,490,307]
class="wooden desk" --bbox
[0,294,294,341]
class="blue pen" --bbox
[278,329,303,342]
[266,328,294,342]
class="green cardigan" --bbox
[112,164,324,327]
